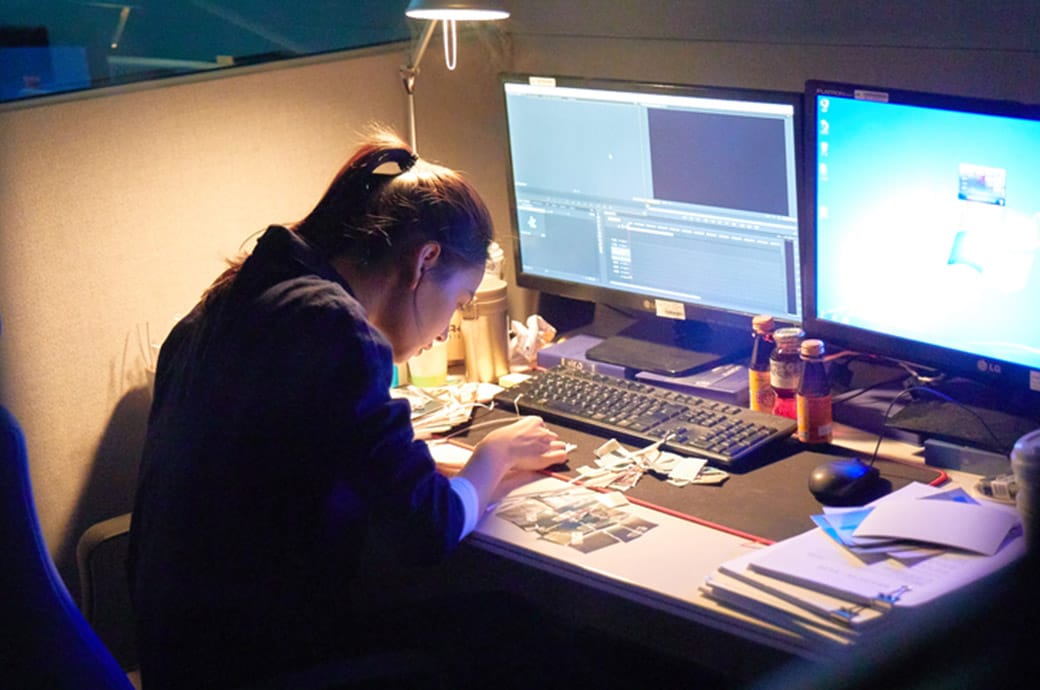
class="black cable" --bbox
[831,375,909,405]
[867,387,917,467]
[867,384,1006,466]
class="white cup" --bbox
[1010,427,1040,550]
[408,340,448,388]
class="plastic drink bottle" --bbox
[796,338,833,444]
[770,327,804,419]
[749,315,776,413]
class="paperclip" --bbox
[831,603,867,623]
[876,584,911,604]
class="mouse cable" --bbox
[867,387,915,467]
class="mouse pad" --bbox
[451,409,946,544]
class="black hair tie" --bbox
[367,148,419,176]
[398,152,419,173]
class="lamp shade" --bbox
[405,0,510,21]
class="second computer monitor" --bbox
[804,79,1040,407]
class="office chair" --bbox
[78,511,140,680]
[0,404,136,690]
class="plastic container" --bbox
[408,340,448,388]
[769,327,804,419]
[461,274,510,383]
[796,338,833,444]
[448,241,505,365]
[446,311,465,365]
[1011,428,1040,550]
[748,314,776,412]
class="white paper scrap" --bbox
[596,491,630,509]
[669,456,707,482]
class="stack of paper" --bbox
[701,482,1025,647]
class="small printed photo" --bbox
[541,530,574,546]
[606,516,658,542]
[569,530,619,553]
[620,516,658,534]
[606,525,643,543]
[496,502,552,530]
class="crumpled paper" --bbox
[509,314,557,367]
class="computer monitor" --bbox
[804,79,1040,417]
[501,74,803,375]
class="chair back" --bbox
[0,405,135,690]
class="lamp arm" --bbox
[401,19,437,95]
[401,20,439,151]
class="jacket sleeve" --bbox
[255,277,466,564]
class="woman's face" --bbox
[407,263,483,361]
[381,247,484,363]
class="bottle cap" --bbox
[800,338,825,357]
[773,327,805,347]
[752,314,776,334]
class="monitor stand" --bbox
[584,316,749,377]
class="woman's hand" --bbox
[477,415,569,472]
[458,416,569,512]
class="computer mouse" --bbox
[808,458,882,505]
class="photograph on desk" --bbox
[701,481,1025,647]
[493,486,657,554]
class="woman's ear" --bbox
[409,241,443,288]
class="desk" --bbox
[436,417,996,684]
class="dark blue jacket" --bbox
[128,225,464,689]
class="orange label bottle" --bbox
[796,338,833,444]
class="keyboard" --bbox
[494,365,796,469]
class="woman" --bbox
[127,129,567,689]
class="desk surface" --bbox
[452,409,948,542]
[434,416,999,682]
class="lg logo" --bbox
[977,359,1002,374]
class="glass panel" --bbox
[1,1,409,103]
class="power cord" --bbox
[867,384,1005,467]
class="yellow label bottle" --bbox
[748,315,776,412]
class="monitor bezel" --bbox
[802,79,1040,407]
[499,72,806,334]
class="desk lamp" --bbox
[401,0,510,152]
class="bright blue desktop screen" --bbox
[814,93,1040,370]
